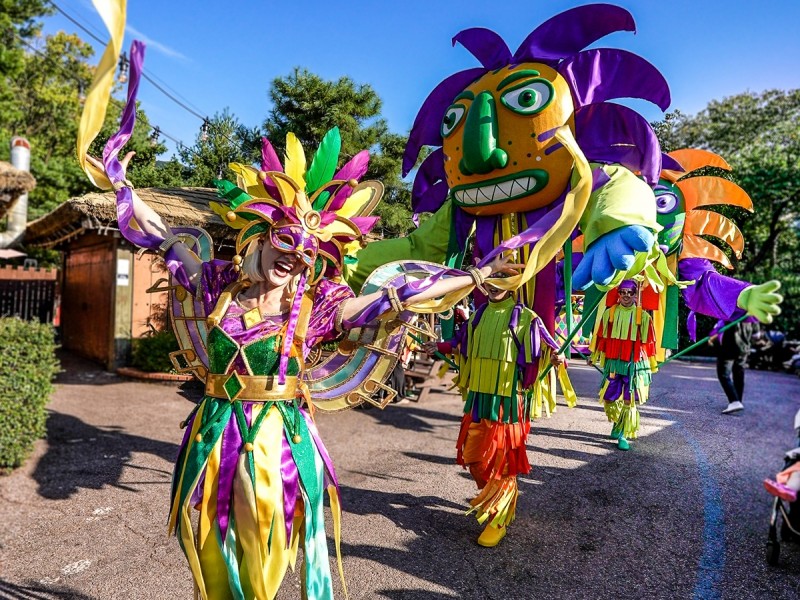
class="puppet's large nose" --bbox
[458,91,508,176]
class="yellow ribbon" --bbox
[76,0,128,189]
[485,125,593,292]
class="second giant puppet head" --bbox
[655,149,753,267]
[403,3,671,218]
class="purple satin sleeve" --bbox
[198,260,239,314]
[678,258,749,340]
[304,280,356,349]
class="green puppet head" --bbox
[654,180,685,255]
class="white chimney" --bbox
[0,136,31,248]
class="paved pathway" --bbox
[1,353,799,599]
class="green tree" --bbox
[0,30,172,220]
[177,109,260,187]
[263,68,413,236]
[653,90,800,335]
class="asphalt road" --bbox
[1,354,798,599]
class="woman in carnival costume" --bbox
[85,42,520,600]
[425,279,574,547]
[590,279,657,451]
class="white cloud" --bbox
[126,24,188,62]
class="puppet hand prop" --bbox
[573,225,655,289]
[737,280,783,324]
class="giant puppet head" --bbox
[403,4,671,218]
[656,149,753,267]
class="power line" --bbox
[46,0,246,152]
[10,31,203,161]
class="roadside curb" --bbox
[116,366,194,383]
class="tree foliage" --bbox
[177,109,260,188]
[0,3,176,223]
[653,90,800,336]
[264,68,414,236]
[2,4,416,246]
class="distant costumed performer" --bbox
[590,280,657,451]
[77,25,522,600]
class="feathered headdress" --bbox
[209,127,384,382]
[211,127,383,280]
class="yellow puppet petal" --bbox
[679,233,733,269]
[678,176,753,212]
[284,132,306,190]
[685,209,744,257]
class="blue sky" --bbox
[43,0,800,157]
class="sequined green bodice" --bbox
[206,327,300,377]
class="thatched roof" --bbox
[25,187,235,248]
[0,161,36,219]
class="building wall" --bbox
[131,252,169,337]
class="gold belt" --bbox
[205,373,300,402]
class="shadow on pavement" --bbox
[354,404,460,433]
[0,579,96,599]
[33,411,179,500]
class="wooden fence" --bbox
[0,266,59,323]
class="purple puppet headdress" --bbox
[403,3,671,217]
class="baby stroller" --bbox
[766,408,800,566]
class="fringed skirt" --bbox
[169,397,344,600]
[598,357,657,439]
[456,393,532,527]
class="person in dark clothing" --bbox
[710,319,757,414]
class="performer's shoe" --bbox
[721,401,744,415]
[477,524,507,547]
[764,478,798,502]
[617,436,630,451]
[610,422,623,440]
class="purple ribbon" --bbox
[102,40,163,250]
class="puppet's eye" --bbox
[656,192,679,214]
[500,80,553,115]
[441,104,466,137]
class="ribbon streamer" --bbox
[77,0,128,189]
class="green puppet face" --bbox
[654,179,686,255]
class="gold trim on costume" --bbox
[205,373,300,401]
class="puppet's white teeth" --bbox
[456,175,536,205]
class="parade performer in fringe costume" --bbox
[81,40,521,600]
[425,280,574,547]
[590,280,657,451]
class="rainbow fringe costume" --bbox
[442,297,575,528]
[591,304,658,440]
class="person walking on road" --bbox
[710,319,756,414]
[424,281,573,548]
[590,280,658,451]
